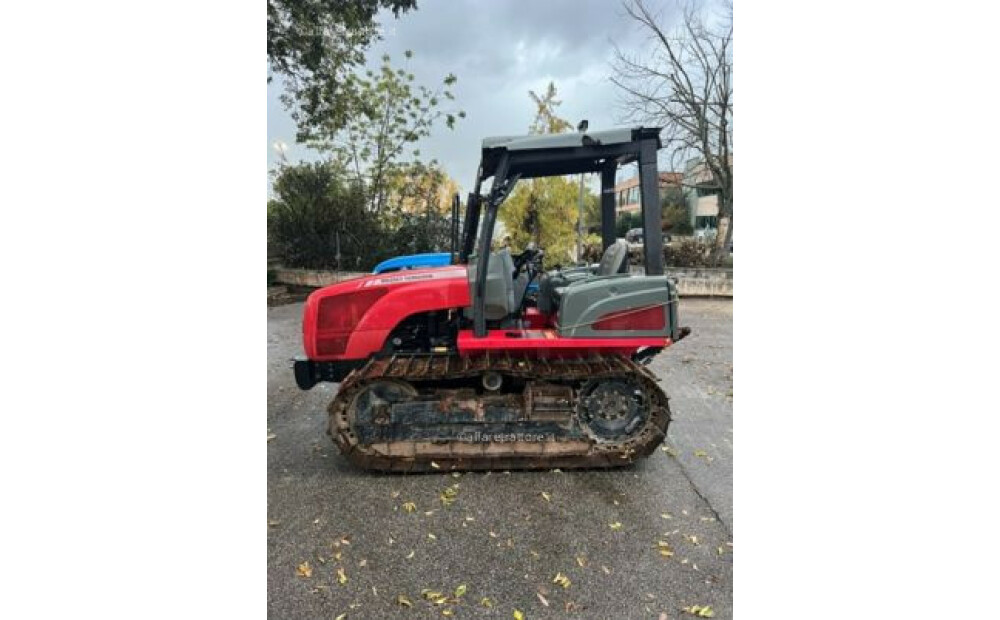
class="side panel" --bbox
[304,267,470,361]
[557,275,676,339]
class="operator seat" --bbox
[537,240,630,314]
[465,248,517,321]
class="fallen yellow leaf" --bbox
[541,492,551,502]
[552,572,572,589]
[681,604,715,617]
[396,594,413,607]
[335,614,346,620]
[295,562,312,578]
[575,555,587,568]
[442,610,454,617]
[657,540,675,558]
[428,533,437,540]
[440,486,459,506]
[481,597,493,608]
[454,584,467,597]
[336,567,348,585]
[513,610,525,620]
[403,502,416,513]
[421,589,448,605]
[406,550,415,559]
[609,522,623,530]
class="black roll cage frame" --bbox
[454,127,664,337]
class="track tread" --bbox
[327,353,671,472]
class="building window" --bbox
[696,186,720,198]
[695,216,718,229]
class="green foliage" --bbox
[616,212,643,238]
[498,83,579,268]
[267,160,461,270]
[384,161,461,217]
[581,190,601,233]
[268,0,417,138]
[267,161,390,270]
[660,186,691,234]
[662,204,692,235]
[320,53,464,213]
[664,238,713,268]
[580,233,604,263]
[388,212,454,256]
[501,176,580,269]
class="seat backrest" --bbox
[466,248,517,320]
[596,239,629,276]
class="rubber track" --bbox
[327,353,671,472]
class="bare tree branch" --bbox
[612,0,733,262]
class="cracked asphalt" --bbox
[268,298,733,619]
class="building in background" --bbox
[683,157,732,231]
[613,160,731,233]
[613,172,683,215]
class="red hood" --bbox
[302,266,470,360]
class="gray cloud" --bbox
[267,0,674,194]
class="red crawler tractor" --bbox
[294,126,689,471]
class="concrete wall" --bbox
[668,268,732,297]
[271,268,368,288]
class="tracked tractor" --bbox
[293,126,690,471]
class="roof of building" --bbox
[613,171,684,192]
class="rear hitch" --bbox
[633,347,664,366]
[675,326,691,342]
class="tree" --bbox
[616,211,644,238]
[385,161,461,217]
[582,190,602,233]
[528,83,574,134]
[268,0,417,140]
[661,185,692,234]
[503,177,580,268]
[611,0,732,262]
[315,52,464,214]
[267,161,389,269]
[499,83,580,268]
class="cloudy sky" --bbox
[266,0,683,194]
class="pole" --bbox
[575,119,589,264]
[576,173,585,264]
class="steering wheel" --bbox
[513,244,543,278]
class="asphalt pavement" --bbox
[268,298,733,619]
